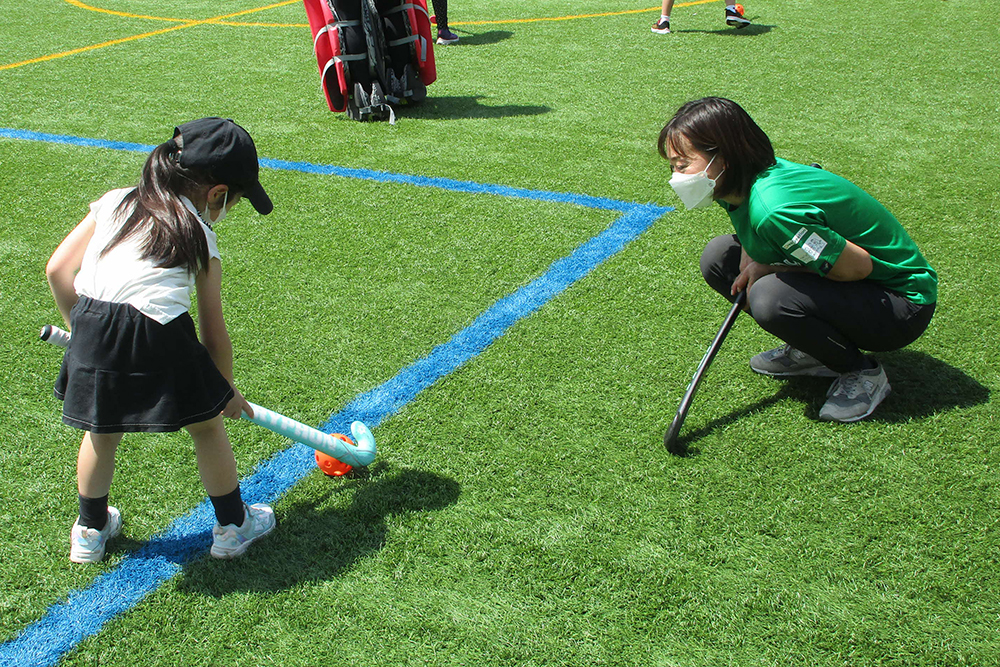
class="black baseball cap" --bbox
[173,117,273,215]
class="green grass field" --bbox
[2,1,998,665]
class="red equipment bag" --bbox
[303,0,435,120]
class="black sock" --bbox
[79,494,109,531]
[210,486,245,527]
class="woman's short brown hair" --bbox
[658,97,776,200]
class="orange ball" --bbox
[315,433,355,476]
[735,4,744,15]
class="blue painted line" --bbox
[261,157,635,212]
[0,128,671,667]
[0,128,634,212]
[0,127,155,154]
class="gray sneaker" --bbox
[750,345,839,377]
[210,503,276,559]
[819,363,891,422]
[70,506,122,563]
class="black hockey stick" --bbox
[664,290,746,455]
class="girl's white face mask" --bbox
[201,190,228,226]
[669,154,722,209]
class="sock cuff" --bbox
[210,486,245,527]
[78,494,110,530]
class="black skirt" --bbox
[54,297,234,433]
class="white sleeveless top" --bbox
[74,188,220,324]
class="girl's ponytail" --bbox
[101,141,210,274]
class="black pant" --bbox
[700,235,935,373]
[431,0,448,31]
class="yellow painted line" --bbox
[210,0,720,29]
[61,0,716,28]
[2,0,718,71]
[213,21,307,28]
[1,0,301,71]
[201,0,303,22]
[61,0,300,23]
[62,0,185,22]
[0,22,198,71]
[452,0,718,26]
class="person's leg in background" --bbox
[431,0,459,44]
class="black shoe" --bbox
[436,29,459,45]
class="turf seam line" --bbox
[0,127,670,667]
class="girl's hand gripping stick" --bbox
[40,325,375,469]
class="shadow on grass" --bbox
[176,464,460,595]
[403,95,550,120]
[872,350,990,422]
[446,30,513,46]
[669,383,813,457]
[673,22,774,36]
[670,350,989,456]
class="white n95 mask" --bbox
[669,154,723,209]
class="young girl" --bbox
[46,117,277,563]
[659,98,937,422]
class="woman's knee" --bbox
[746,274,795,328]
[701,234,740,292]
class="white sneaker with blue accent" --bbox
[210,503,276,559]
[70,506,122,563]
